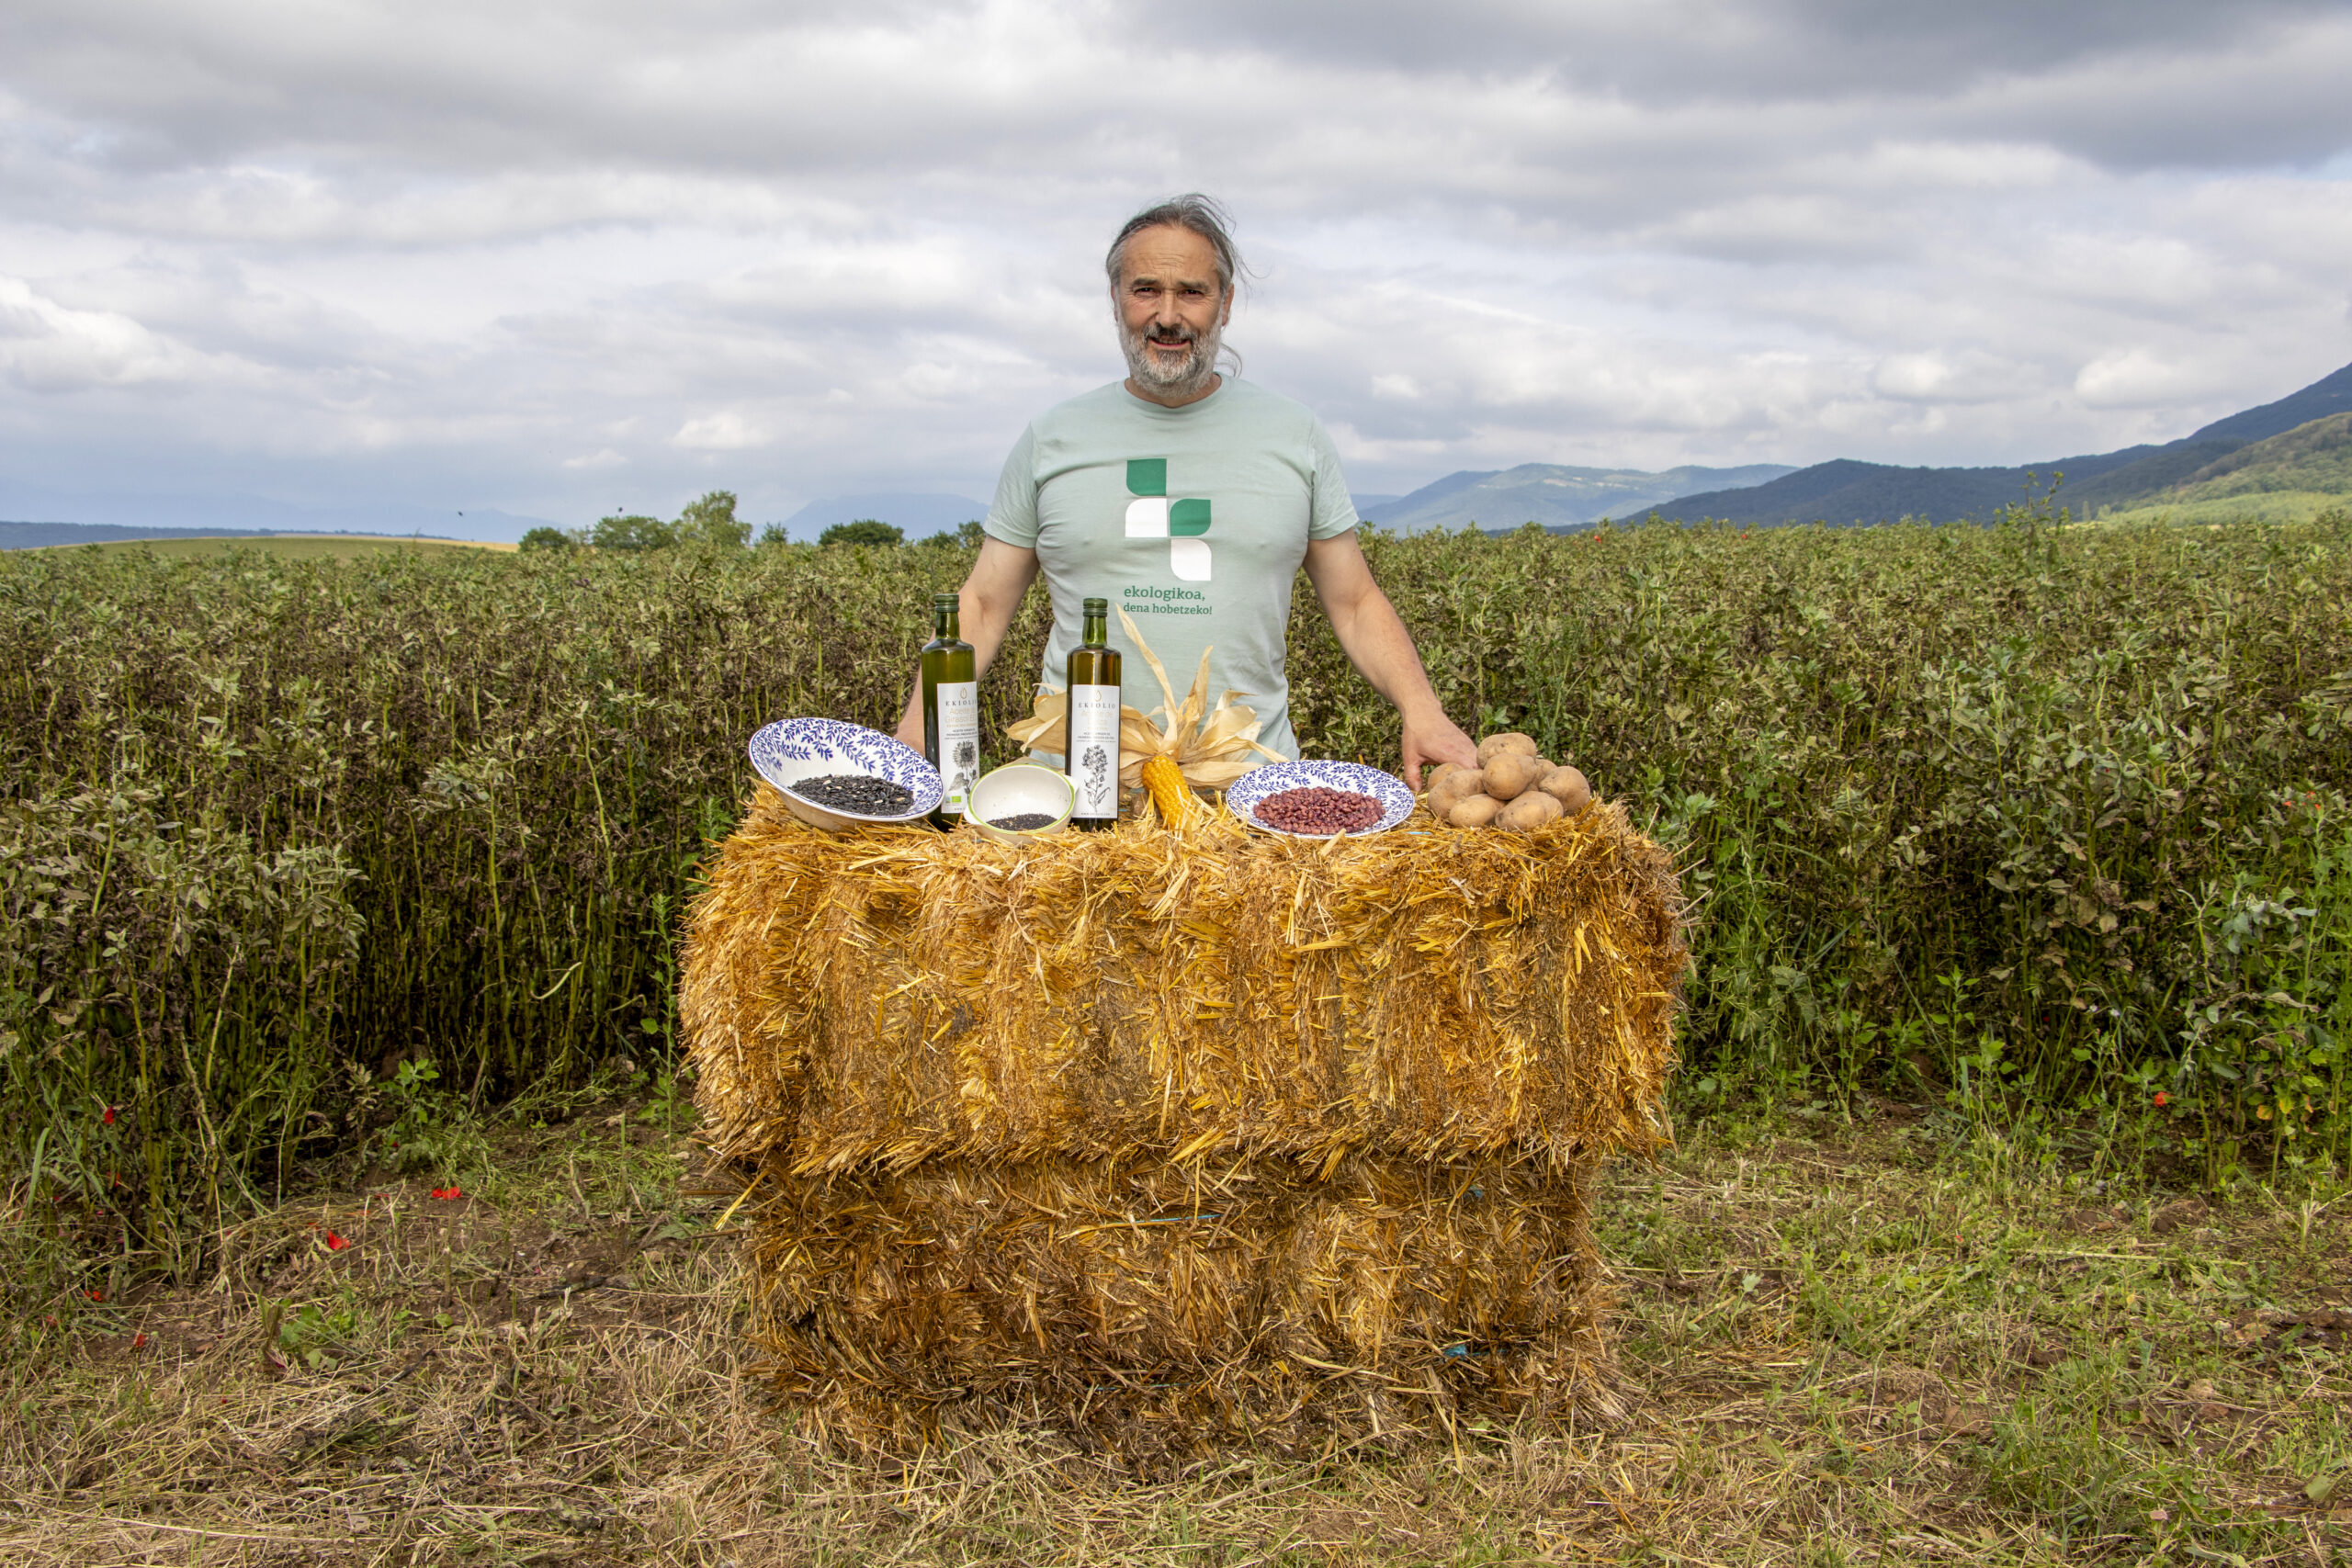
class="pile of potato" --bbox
[1424,733,1593,831]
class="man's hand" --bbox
[1399,705,1478,794]
[1302,532,1477,791]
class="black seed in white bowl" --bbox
[789,773,915,816]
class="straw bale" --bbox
[681,784,1682,1455]
[684,784,1684,1175]
[745,1147,1613,1461]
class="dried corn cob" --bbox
[1142,752,1200,828]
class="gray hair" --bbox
[1104,194,1245,299]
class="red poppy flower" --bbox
[132,1332,148,1349]
[87,1288,106,1303]
[323,1232,350,1251]
[2153,1091,2169,1107]
[431,1186,463,1201]
[101,1105,116,1125]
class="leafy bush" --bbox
[588,513,674,551]
[584,491,749,552]
[518,526,574,552]
[674,491,750,549]
[819,519,903,547]
[2,509,2346,1260]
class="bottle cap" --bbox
[933,592,959,610]
[1083,596,1108,613]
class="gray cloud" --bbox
[2,0,2349,533]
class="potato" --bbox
[1476,731,1539,765]
[1427,767,1483,818]
[1538,764,1591,815]
[1426,760,1462,795]
[1481,750,1544,802]
[1497,791,1563,831]
[1448,793,1502,829]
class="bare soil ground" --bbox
[4,1100,2347,1565]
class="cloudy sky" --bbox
[4,0,2351,537]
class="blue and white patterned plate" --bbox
[1226,760,1414,839]
[747,718,943,823]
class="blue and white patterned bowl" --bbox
[747,718,944,831]
[1227,760,1414,839]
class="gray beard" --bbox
[1119,314,1222,399]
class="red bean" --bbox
[1254,787,1383,834]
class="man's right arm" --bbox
[892,536,1041,750]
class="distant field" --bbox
[32,533,515,559]
[2086,489,2348,527]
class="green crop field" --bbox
[4,502,2347,1250]
[4,502,2349,1562]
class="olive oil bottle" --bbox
[1065,596,1123,829]
[920,592,978,827]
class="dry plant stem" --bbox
[1004,605,1282,795]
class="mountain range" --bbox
[0,479,560,546]
[780,491,988,539]
[11,361,2347,549]
[1360,464,1796,534]
[1652,360,2352,526]
[2162,411,2352,502]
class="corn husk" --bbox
[1005,605,1283,791]
[682,784,1685,1457]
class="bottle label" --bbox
[1067,684,1123,819]
[935,681,979,811]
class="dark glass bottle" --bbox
[1065,596,1123,829]
[920,592,978,828]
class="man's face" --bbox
[1114,224,1229,401]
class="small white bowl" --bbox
[965,762,1075,845]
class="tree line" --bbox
[519,492,982,552]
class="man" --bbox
[894,194,1476,787]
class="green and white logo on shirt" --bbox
[1122,457,1212,581]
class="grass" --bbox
[4,1092,2346,1565]
[28,534,515,558]
[2087,493,2349,527]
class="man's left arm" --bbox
[1301,531,1478,789]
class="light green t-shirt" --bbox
[982,378,1360,761]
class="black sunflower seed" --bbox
[791,773,914,815]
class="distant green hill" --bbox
[1365,462,1795,533]
[1657,359,2352,525]
[2165,412,2352,502]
